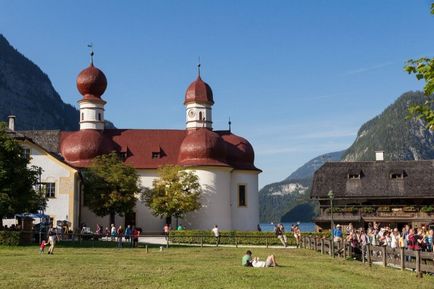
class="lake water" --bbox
[259,222,316,233]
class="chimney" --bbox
[375,151,384,161]
[8,115,16,131]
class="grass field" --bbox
[0,245,433,289]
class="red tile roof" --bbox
[59,129,259,171]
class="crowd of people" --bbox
[331,222,434,258]
[273,223,301,247]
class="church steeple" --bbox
[184,65,214,130]
[76,50,107,130]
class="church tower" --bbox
[76,54,107,130]
[184,65,214,130]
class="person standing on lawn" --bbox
[47,226,57,255]
[212,225,220,246]
[275,224,287,247]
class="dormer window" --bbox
[118,152,127,160]
[152,152,160,159]
[390,170,407,179]
[348,170,364,180]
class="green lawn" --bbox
[0,246,433,289]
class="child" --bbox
[39,240,47,254]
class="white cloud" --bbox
[343,62,395,76]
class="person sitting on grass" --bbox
[242,250,253,267]
[251,255,278,268]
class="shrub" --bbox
[377,206,391,212]
[342,207,358,214]
[360,207,375,214]
[421,205,434,213]
[324,207,343,214]
[0,231,21,246]
[168,230,325,246]
[403,206,418,212]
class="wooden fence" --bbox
[301,236,434,277]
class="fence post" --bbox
[367,244,372,267]
[321,239,324,255]
[235,236,238,248]
[314,237,318,251]
[400,247,405,271]
[145,245,148,253]
[201,236,204,248]
[415,250,421,278]
[382,246,387,267]
[266,236,269,248]
[343,240,347,259]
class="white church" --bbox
[8,59,261,232]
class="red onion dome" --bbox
[76,64,107,100]
[184,76,214,105]
[60,130,114,164]
[221,133,256,169]
[178,128,228,166]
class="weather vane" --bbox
[88,43,94,65]
[197,56,201,77]
[228,117,232,132]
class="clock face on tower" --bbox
[188,109,195,118]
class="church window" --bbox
[238,185,247,207]
[40,182,56,198]
[199,111,203,121]
[98,113,102,121]
[22,148,30,160]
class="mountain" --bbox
[259,151,343,222]
[260,91,433,223]
[284,150,345,181]
[342,91,434,161]
[0,34,114,130]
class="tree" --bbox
[0,123,45,225]
[404,4,434,128]
[82,152,140,221]
[143,165,201,226]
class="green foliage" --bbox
[82,152,140,217]
[421,205,434,213]
[404,4,434,128]
[360,206,375,214]
[377,206,391,212]
[168,230,325,246]
[0,123,45,220]
[0,231,21,246]
[402,206,418,212]
[143,165,201,221]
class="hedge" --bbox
[168,230,325,246]
[0,231,21,246]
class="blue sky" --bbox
[1,1,433,187]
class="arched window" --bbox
[81,113,84,121]
[98,113,102,121]
[199,111,203,121]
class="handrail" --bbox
[301,235,434,276]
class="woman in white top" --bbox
[251,255,277,267]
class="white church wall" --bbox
[24,142,77,228]
[184,167,233,230]
[230,170,260,231]
[136,170,166,232]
